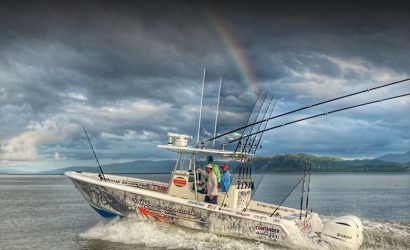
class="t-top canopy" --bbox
[157,144,252,160]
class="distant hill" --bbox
[40,160,177,174]
[251,153,341,172]
[246,153,410,172]
[0,168,37,174]
[2,152,408,175]
[376,151,410,164]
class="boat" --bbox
[66,77,409,249]
[66,133,363,249]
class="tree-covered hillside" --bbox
[244,153,410,172]
[19,153,410,175]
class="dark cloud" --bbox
[0,1,409,168]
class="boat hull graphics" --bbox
[89,203,121,219]
[67,172,362,249]
[67,173,312,248]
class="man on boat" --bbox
[196,164,218,204]
[221,164,231,192]
[206,155,221,186]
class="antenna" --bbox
[83,126,106,181]
[196,68,206,145]
[213,76,223,148]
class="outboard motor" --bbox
[321,215,363,249]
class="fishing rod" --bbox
[227,93,410,144]
[246,94,275,155]
[233,91,264,187]
[244,93,274,154]
[247,162,253,188]
[233,90,263,154]
[249,161,254,190]
[305,163,312,222]
[251,98,279,155]
[247,95,276,155]
[237,165,243,188]
[241,92,272,188]
[219,174,234,209]
[243,174,265,211]
[236,91,269,154]
[242,164,249,188]
[242,162,247,188]
[270,176,307,217]
[242,160,251,189]
[243,97,277,190]
[220,160,251,209]
[299,165,307,220]
[202,78,410,144]
[83,126,106,181]
[234,96,275,189]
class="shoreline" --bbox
[1,171,409,175]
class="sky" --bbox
[0,1,409,170]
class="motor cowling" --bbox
[321,215,363,249]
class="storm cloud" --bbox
[0,1,409,169]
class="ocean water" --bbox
[0,173,408,250]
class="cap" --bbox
[207,155,213,162]
[206,164,213,169]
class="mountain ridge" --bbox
[376,151,410,164]
[1,152,409,174]
[42,152,410,174]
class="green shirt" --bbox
[209,162,221,183]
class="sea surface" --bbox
[0,173,409,250]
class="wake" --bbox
[80,217,277,250]
[80,216,410,250]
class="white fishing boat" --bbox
[66,132,363,249]
[66,77,409,249]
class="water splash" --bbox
[360,219,410,250]
[80,216,410,250]
[80,217,280,250]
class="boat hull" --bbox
[67,172,310,247]
[67,172,362,249]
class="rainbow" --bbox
[205,8,261,95]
